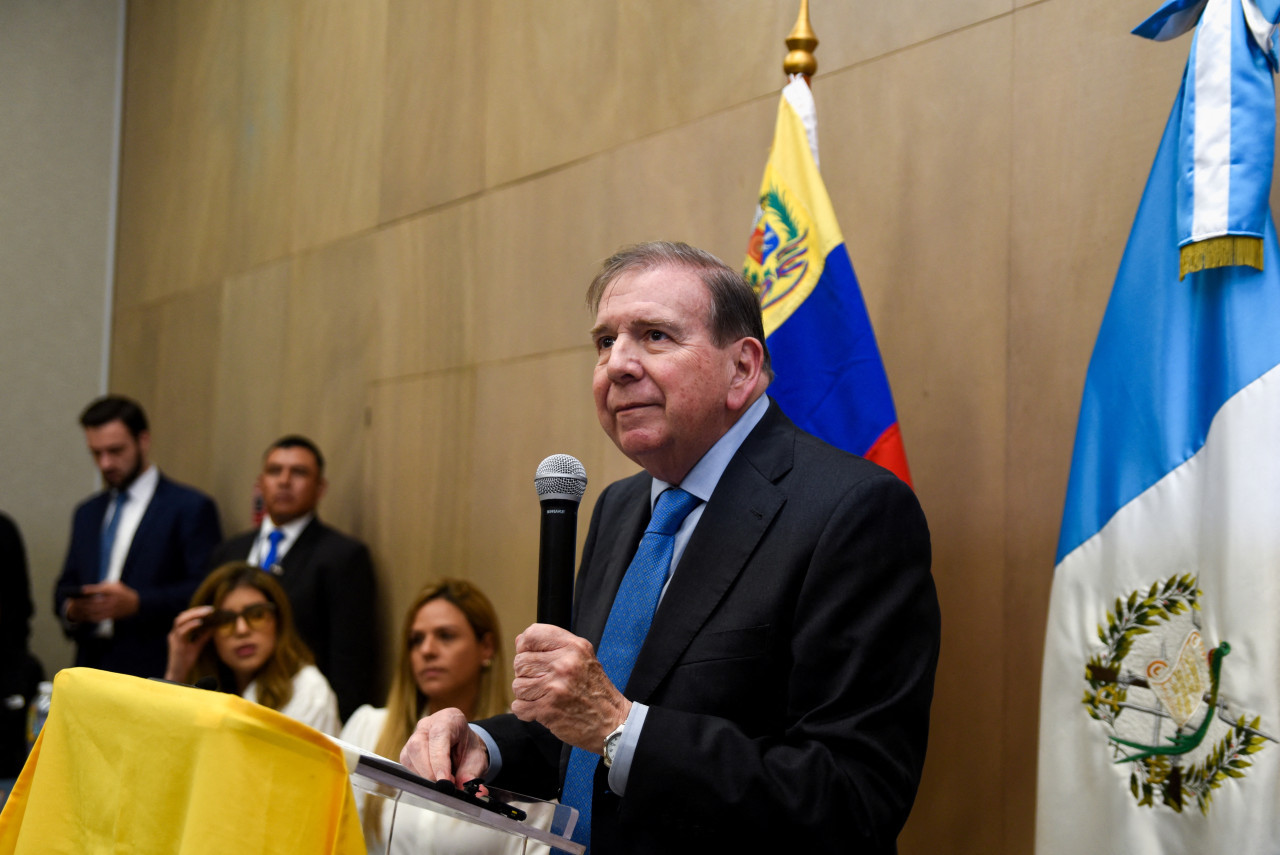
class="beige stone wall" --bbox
[109,1,1230,850]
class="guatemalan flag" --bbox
[743,77,911,486]
[1037,1,1280,852]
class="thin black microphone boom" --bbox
[534,454,587,629]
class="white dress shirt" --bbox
[246,513,313,572]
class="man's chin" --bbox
[615,432,669,465]
[267,508,307,525]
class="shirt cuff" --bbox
[469,723,501,782]
[605,702,648,797]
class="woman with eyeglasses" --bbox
[164,561,339,735]
[340,578,522,854]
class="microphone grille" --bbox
[535,454,588,502]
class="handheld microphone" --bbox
[534,454,587,629]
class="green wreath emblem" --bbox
[1082,574,1268,813]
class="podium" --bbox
[338,740,582,855]
[0,669,581,854]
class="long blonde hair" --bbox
[188,562,314,712]
[365,578,511,838]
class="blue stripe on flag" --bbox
[766,242,899,457]
[1056,83,1280,563]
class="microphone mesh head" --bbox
[535,454,588,502]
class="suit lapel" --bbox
[121,477,168,577]
[279,517,323,571]
[625,404,796,701]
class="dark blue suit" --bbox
[54,474,222,678]
[482,403,939,854]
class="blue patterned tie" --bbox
[98,491,128,581]
[560,487,701,852]
[260,529,285,572]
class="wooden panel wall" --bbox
[109,1,1200,850]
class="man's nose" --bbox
[605,337,642,380]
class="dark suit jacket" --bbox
[0,513,33,683]
[1,512,40,776]
[209,518,376,720]
[54,475,222,679]
[484,403,939,855]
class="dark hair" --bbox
[188,562,314,711]
[265,435,325,475]
[585,241,773,379]
[79,395,149,438]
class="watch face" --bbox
[604,725,624,766]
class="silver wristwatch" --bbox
[602,722,625,768]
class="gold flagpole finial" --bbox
[783,0,818,79]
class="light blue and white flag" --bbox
[1134,0,1280,275]
[1036,1,1280,852]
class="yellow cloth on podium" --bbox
[0,668,365,855]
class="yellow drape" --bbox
[0,668,365,855]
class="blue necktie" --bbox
[98,491,128,582]
[560,487,701,852]
[260,529,284,571]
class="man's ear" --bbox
[726,337,765,412]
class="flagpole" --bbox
[783,0,818,81]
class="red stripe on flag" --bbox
[865,422,912,488]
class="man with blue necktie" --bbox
[208,435,377,720]
[402,242,940,854]
[55,395,222,679]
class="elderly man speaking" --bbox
[401,241,939,855]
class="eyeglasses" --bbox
[202,602,277,636]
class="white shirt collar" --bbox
[261,512,313,540]
[120,464,160,506]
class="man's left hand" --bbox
[511,623,632,754]
[76,581,141,621]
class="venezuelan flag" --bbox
[744,78,910,485]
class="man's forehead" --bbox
[264,446,319,470]
[595,265,711,322]
[85,421,134,447]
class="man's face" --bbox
[258,446,325,525]
[591,265,743,483]
[84,420,148,490]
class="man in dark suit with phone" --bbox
[55,395,222,679]
[208,435,376,720]
[400,242,940,854]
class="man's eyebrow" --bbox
[591,314,682,337]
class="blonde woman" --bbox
[165,561,338,735]
[341,578,516,854]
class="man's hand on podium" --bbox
[400,708,490,787]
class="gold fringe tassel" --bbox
[1179,235,1264,280]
